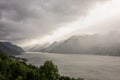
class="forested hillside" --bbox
[0,42,24,55]
[0,52,84,80]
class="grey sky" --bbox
[0,0,120,47]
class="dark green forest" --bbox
[0,52,84,80]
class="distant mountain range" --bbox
[0,42,25,55]
[29,43,50,52]
[30,33,120,56]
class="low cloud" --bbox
[0,0,106,44]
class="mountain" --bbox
[41,34,120,56]
[41,41,63,52]
[0,42,25,55]
[29,43,50,52]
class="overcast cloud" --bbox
[0,0,106,44]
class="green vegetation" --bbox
[0,52,84,80]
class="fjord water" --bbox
[18,52,120,80]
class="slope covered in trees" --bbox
[0,42,24,55]
[0,52,84,80]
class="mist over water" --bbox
[18,52,120,80]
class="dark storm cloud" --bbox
[0,0,31,21]
[0,0,105,43]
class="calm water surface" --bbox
[17,52,120,80]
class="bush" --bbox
[0,52,84,80]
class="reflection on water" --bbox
[17,52,120,80]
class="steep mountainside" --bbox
[0,42,24,55]
[41,34,120,56]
